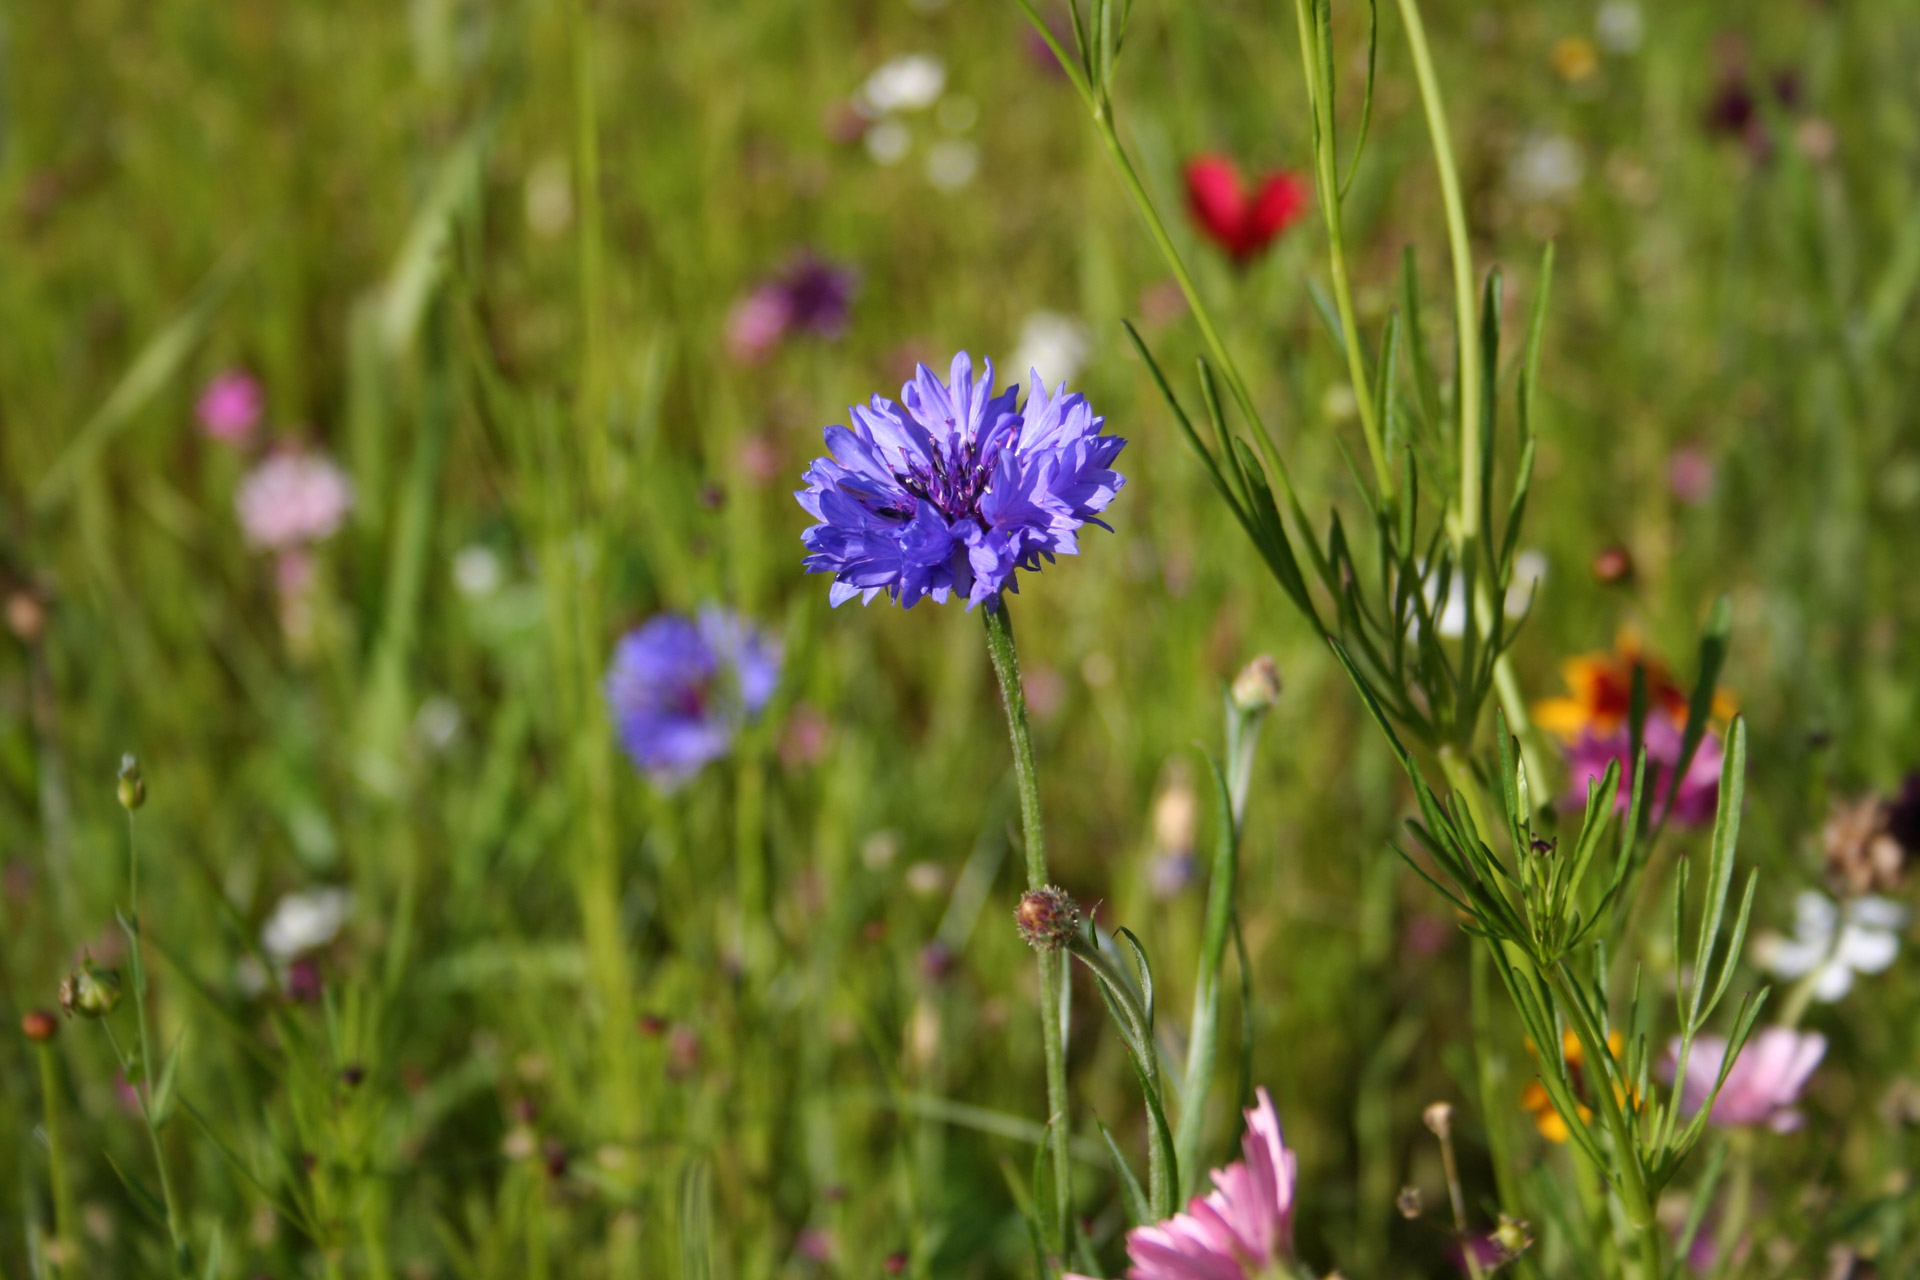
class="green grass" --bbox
[2,0,1919,1276]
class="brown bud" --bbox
[21,1009,59,1043]
[4,591,45,644]
[1014,886,1081,952]
[1823,795,1907,897]
[1591,544,1634,586]
[1396,1185,1423,1219]
[1229,655,1283,714]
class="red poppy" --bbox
[1184,154,1311,262]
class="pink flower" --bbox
[236,451,354,550]
[197,370,264,444]
[1069,1088,1296,1280]
[1563,709,1724,828]
[1671,1027,1825,1131]
[1668,445,1715,506]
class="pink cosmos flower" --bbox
[1670,1027,1825,1131]
[1563,709,1724,828]
[197,370,264,444]
[1068,1087,1296,1280]
[236,451,355,550]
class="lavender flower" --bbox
[1562,709,1723,827]
[606,608,781,788]
[1670,1026,1826,1131]
[236,450,355,549]
[796,352,1125,609]
[725,255,859,363]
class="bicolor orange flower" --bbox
[1532,633,1734,741]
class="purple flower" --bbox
[198,370,264,444]
[606,608,781,788]
[1066,1088,1295,1280]
[725,254,858,363]
[236,450,355,549]
[1563,709,1723,828]
[1670,1026,1825,1131]
[796,352,1125,610]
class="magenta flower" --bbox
[1563,709,1724,828]
[1068,1088,1296,1280]
[724,254,858,364]
[1671,1027,1826,1131]
[236,450,355,550]
[197,370,264,444]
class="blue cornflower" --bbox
[605,608,781,787]
[796,352,1125,609]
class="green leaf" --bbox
[1341,0,1380,199]
[150,1033,187,1128]
[1095,1115,1153,1228]
[677,1159,714,1280]
[1663,597,1734,830]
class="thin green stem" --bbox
[125,812,188,1268]
[1293,0,1394,503]
[36,1044,79,1272]
[982,604,1072,1247]
[1089,117,1304,517]
[1393,0,1479,543]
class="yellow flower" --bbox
[1531,633,1735,741]
[1551,37,1600,85]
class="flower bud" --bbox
[1422,1101,1453,1138]
[1492,1214,1534,1260]
[21,1009,59,1043]
[1396,1186,1422,1219]
[58,962,124,1019]
[1591,544,1634,586]
[117,754,146,811]
[1230,655,1283,714]
[1015,886,1081,952]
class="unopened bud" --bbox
[1591,544,1634,586]
[1422,1101,1453,1138]
[1492,1214,1534,1260]
[1230,655,1283,714]
[59,962,124,1019]
[1529,836,1558,856]
[117,754,146,811]
[1396,1185,1423,1219]
[1015,886,1082,952]
[4,591,45,644]
[21,1009,59,1043]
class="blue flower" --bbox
[796,352,1125,609]
[605,608,781,787]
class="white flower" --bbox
[262,888,354,961]
[1506,548,1548,617]
[1754,891,1908,1002]
[1009,312,1092,388]
[864,118,911,166]
[859,54,945,115]
[1509,132,1584,203]
[453,545,503,597]
[924,138,979,191]
[1595,1,1644,54]
[416,695,462,751]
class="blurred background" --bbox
[2,0,1919,1275]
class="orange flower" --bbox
[1520,1029,1629,1143]
[1532,633,1734,741]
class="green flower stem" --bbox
[1088,116,1306,520]
[1291,0,1394,503]
[1542,964,1661,1280]
[1393,0,1479,545]
[983,603,1072,1247]
[124,812,189,1270]
[36,1041,79,1271]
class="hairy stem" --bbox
[983,603,1072,1246]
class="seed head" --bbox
[1015,886,1081,952]
[59,962,124,1019]
[117,754,146,811]
[1230,655,1283,714]
[1422,1101,1453,1139]
[21,1009,59,1043]
[1396,1185,1423,1219]
[1492,1215,1534,1260]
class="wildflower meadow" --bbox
[4,1,1920,1277]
